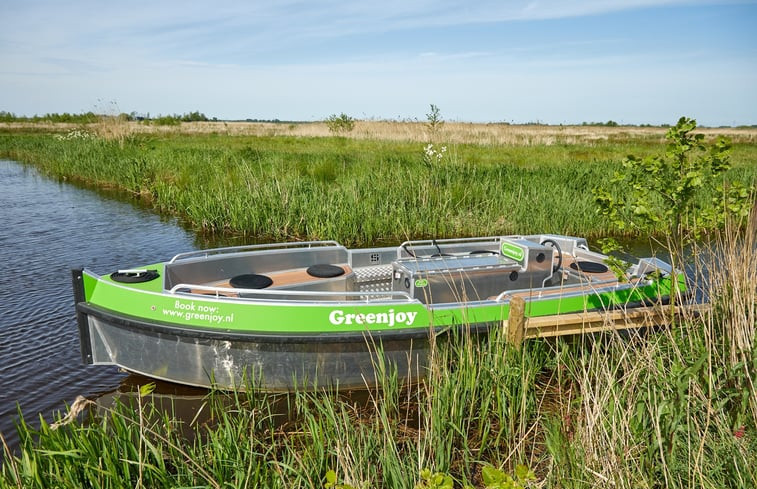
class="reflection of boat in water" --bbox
[72,235,683,390]
[94,375,211,431]
[93,374,373,438]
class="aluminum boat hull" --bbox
[72,235,683,390]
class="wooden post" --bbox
[507,296,526,349]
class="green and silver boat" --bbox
[72,235,682,390]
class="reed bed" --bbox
[2,213,755,488]
[4,120,757,145]
[1,129,754,246]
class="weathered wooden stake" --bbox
[507,295,526,349]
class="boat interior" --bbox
[160,235,668,304]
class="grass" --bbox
[5,220,757,488]
[1,210,755,488]
[1,123,755,246]
[0,121,755,487]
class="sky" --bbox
[1,1,756,125]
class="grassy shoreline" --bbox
[2,215,755,487]
[1,123,755,246]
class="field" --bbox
[4,119,757,144]
[0,120,755,488]
[1,120,755,246]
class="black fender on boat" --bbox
[71,268,94,364]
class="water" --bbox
[0,160,201,451]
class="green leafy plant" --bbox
[595,237,631,280]
[180,110,209,122]
[426,104,444,136]
[152,115,181,126]
[323,469,357,489]
[481,465,535,489]
[415,468,455,489]
[593,116,750,278]
[325,113,355,134]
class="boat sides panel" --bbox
[80,268,679,336]
[83,271,431,334]
[85,313,429,390]
[164,247,349,289]
[349,247,397,268]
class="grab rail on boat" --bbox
[168,284,415,302]
[494,291,514,302]
[168,241,342,264]
[397,236,502,258]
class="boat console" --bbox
[390,237,555,303]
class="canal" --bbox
[0,159,206,451]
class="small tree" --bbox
[426,104,444,141]
[593,116,750,298]
[325,113,355,135]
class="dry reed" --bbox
[4,120,757,146]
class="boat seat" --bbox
[229,273,274,289]
[569,261,609,273]
[307,264,346,278]
[210,264,354,290]
[561,255,616,282]
[269,264,352,287]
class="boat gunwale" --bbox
[168,240,343,264]
[86,265,670,309]
[171,283,415,301]
[86,268,418,307]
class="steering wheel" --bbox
[540,239,563,273]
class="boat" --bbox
[72,234,683,390]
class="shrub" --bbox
[325,113,355,134]
[152,115,181,126]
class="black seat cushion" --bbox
[306,264,345,278]
[229,273,273,289]
[570,261,609,273]
[110,269,160,283]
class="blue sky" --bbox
[1,1,755,125]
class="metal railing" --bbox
[396,236,504,259]
[168,241,342,264]
[168,283,414,302]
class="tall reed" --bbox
[1,131,754,245]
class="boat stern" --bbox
[72,268,94,364]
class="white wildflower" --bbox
[54,129,94,141]
[422,143,446,166]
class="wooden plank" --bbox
[507,295,526,349]
[268,265,352,287]
[521,304,708,340]
[209,265,353,289]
